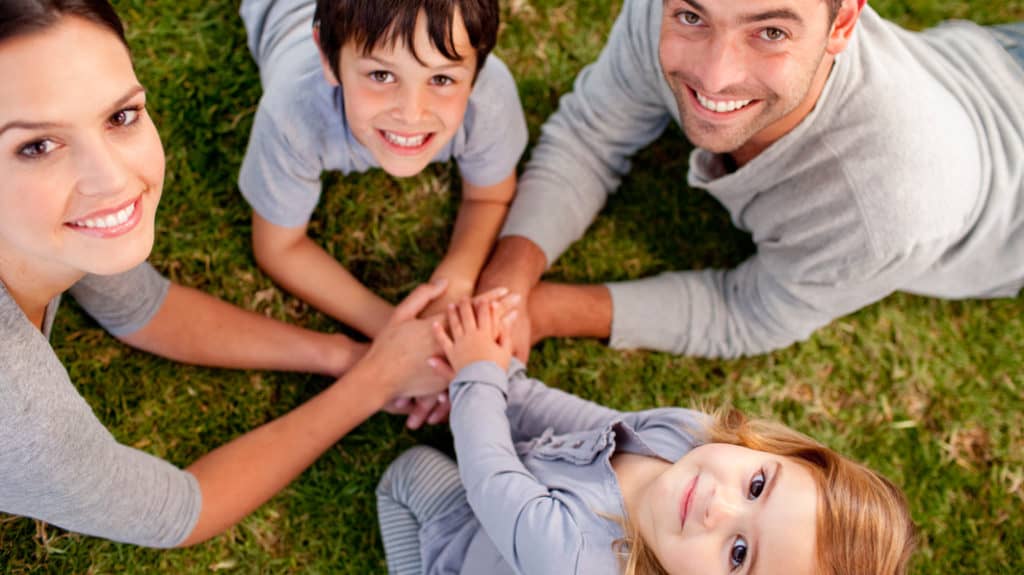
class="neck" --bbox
[0,253,83,331]
[612,452,671,518]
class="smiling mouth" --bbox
[680,475,699,530]
[693,89,755,114]
[65,196,142,236]
[380,129,433,151]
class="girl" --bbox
[0,0,474,548]
[376,298,918,574]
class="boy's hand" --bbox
[433,297,514,374]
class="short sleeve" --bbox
[238,92,325,228]
[0,291,201,548]
[456,56,529,187]
[69,262,171,337]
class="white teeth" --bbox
[384,131,427,148]
[696,92,753,114]
[73,201,135,229]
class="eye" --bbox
[759,27,788,42]
[430,75,455,87]
[18,139,59,158]
[730,536,748,570]
[110,107,141,128]
[677,10,702,26]
[748,468,766,500]
[369,70,395,83]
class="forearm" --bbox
[476,235,548,295]
[120,283,366,376]
[256,235,393,337]
[179,360,390,546]
[529,281,612,341]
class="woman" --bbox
[0,0,465,548]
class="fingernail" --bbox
[506,310,519,322]
[433,278,449,288]
[436,394,447,404]
[506,293,522,305]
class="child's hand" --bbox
[433,297,514,374]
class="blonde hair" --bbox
[616,409,918,575]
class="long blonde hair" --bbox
[616,409,918,575]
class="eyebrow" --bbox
[363,55,470,72]
[678,0,805,26]
[0,85,145,138]
[747,462,783,575]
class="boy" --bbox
[238,0,526,352]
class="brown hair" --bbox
[0,0,126,47]
[313,0,499,81]
[618,409,918,575]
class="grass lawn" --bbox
[3,0,1023,573]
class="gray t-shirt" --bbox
[502,1,1024,357]
[238,0,529,228]
[0,263,201,548]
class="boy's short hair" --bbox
[314,0,499,81]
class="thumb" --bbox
[393,279,448,322]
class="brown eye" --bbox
[18,139,57,158]
[369,70,395,83]
[110,108,140,127]
[761,27,787,42]
[679,11,702,25]
[748,469,766,499]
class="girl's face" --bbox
[636,443,820,575]
[0,16,163,283]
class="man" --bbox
[478,0,1024,358]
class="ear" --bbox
[825,0,863,56]
[312,25,340,87]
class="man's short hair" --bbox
[314,0,500,81]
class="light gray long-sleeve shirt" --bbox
[502,1,1024,358]
[0,264,201,548]
[416,359,703,574]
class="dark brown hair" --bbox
[0,0,126,47]
[313,0,499,81]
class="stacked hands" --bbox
[366,279,519,428]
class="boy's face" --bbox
[330,9,478,178]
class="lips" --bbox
[64,195,143,238]
[379,129,434,155]
[690,87,758,118]
[680,474,699,530]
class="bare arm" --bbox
[178,281,451,546]
[421,172,517,317]
[120,282,365,376]
[251,212,393,338]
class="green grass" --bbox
[3,1,1023,573]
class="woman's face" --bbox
[0,16,163,281]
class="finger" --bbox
[476,299,493,335]
[458,297,477,332]
[427,356,455,380]
[498,308,517,345]
[425,394,451,425]
[447,303,464,339]
[432,321,454,355]
[393,279,449,322]
[472,286,509,305]
[381,397,414,415]
[405,396,436,430]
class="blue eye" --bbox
[748,469,766,499]
[730,536,748,569]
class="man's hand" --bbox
[474,236,548,362]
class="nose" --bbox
[703,486,743,530]
[75,137,129,198]
[695,34,746,95]
[392,82,426,124]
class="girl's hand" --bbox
[432,297,514,374]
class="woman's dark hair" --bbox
[313,0,499,82]
[0,0,126,47]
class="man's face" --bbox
[331,9,478,178]
[659,0,840,164]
